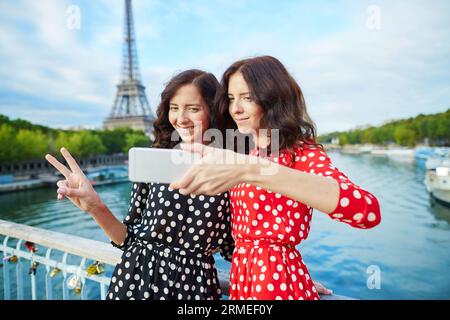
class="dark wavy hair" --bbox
[216,56,322,157]
[152,69,220,149]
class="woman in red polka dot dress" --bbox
[171,56,381,300]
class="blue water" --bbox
[1,151,449,299]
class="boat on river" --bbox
[85,166,129,186]
[424,157,450,207]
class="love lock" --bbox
[24,241,37,253]
[49,267,61,278]
[29,261,39,275]
[67,274,82,290]
[86,261,105,276]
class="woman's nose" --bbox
[177,110,190,124]
[230,99,243,115]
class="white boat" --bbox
[424,166,450,207]
[414,147,436,161]
[425,148,450,170]
[340,145,373,155]
[426,157,450,170]
[359,145,373,154]
[85,166,129,186]
[386,149,415,162]
[341,147,363,155]
[371,148,416,162]
[387,148,415,157]
[370,149,389,157]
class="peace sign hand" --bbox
[45,147,103,214]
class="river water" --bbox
[1,151,449,299]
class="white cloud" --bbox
[0,0,120,117]
[283,0,450,133]
[0,0,448,134]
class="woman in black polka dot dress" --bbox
[45,70,233,300]
[106,70,234,300]
[108,182,232,300]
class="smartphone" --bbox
[128,147,201,184]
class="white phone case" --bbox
[128,147,201,184]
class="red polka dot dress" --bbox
[228,143,381,300]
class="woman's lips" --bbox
[177,126,194,134]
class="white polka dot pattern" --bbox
[228,144,381,300]
[107,182,234,300]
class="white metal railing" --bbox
[0,219,121,300]
[0,219,231,300]
[0,219,350,300]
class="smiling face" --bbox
[227,72,265,136]
[168,84,210,143]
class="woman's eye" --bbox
[189,108,199,112]
[169,107,178,111]
[244,96,252,102]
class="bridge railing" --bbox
[0,219,351,300]
[0,219,121,300]
[0,219,230,300]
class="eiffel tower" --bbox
[103,0,154,136]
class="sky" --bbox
[0,0,449,134]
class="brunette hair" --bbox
[152,69,220,149]
[216,55,322,156]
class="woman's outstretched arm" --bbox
[171,143,380,229]
[249,146,381,229]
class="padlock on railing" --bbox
[29,261,39,275]
[86,261,105,276]
[49,267,61,278]
[24,241,37,253]
[67,274,82,294]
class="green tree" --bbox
[338,133,348,146]
[346,130,362,144]
[318,108,449,146]
[15,129,49,161]
[55,131,71,152]
[393,126,416,146]
[362,128,375,144]
[124,132,151,153]
[99,128,134,154]
[435,118,450,145]
[55,131,106,158]
[0,124,17,164]
[0,114,10,126]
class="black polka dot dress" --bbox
[106,182,234,300]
